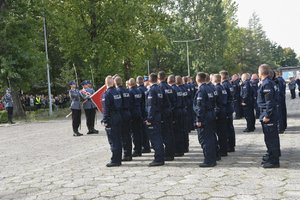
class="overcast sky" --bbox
[236,0,300,55]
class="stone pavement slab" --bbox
[0,97,300,199]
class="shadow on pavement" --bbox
[121,144,300,170]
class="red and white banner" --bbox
[90,85,107,113]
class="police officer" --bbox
[240,73,255,132]
[231,74,242,119]
[212,74,228,157]
[220,70,236,152]
[128,78,143,157]
[68,81,83,136]
[145,73,165,166]
[250,74,260,119]
[188,77,197,130]
[288,77,296,99]
[183,76,194,134]
[158,71,175,161]
[80,80,99,134]
[296,78,300,97]
[275,70,287,133]
[136,76,151,153]
[179,76,189,153]
[101,76,123,167]
[168,75,185,157]
[257,64,280,168]
[194,72,217,167]
[114,76,132,161]
[206,74,220,160]
[3,88,14,124]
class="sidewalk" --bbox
[0,97,299,199]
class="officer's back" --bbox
[102,84,122,127]
[115,77,131,120]
[129,83,142,119]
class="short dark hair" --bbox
[158,71,166,80]
[149,73,157,83]
[196,72,206,82]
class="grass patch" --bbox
[25,108,71,122]
[0,110,8,123]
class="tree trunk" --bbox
[12,90,26,118]
[89,0,97,42]
[123,59,132,80]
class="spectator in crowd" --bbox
[288,77,296,99]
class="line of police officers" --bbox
[100,71,237,168]
[69,65,285,168]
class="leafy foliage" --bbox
[0,0,299,96]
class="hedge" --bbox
[0,110,8,123]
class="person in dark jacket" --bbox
[231,74,242,119]
[288,77,296,99]
[114,76,133,161]
[194,72,217,167]
[220,70,236,152]
[145,73,165,166]
[257,64,280,168]
[2,88,14,124]
[275,70,287,133]
[158,71,176,161]
[101,76,123,167]
[136,76,151,153]
[250,74,260,119]
[168,75,185,157]
[296,78,300,97]
[128,78,144,157]
[240,73,255,132]
[212,74,228,157]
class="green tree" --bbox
[0,0,46,116]
[279,47,299,67]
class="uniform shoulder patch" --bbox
[134,94,142,98]
[113,95,121,99]
[208,93,213,98]
[165,89,173,94]
[123,93,130,98]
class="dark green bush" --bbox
[0,110,8,123]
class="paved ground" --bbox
[0,96,300,200]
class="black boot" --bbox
[73,131,83,137]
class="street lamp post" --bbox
[43,13,53,115]
[173,38,201,77]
